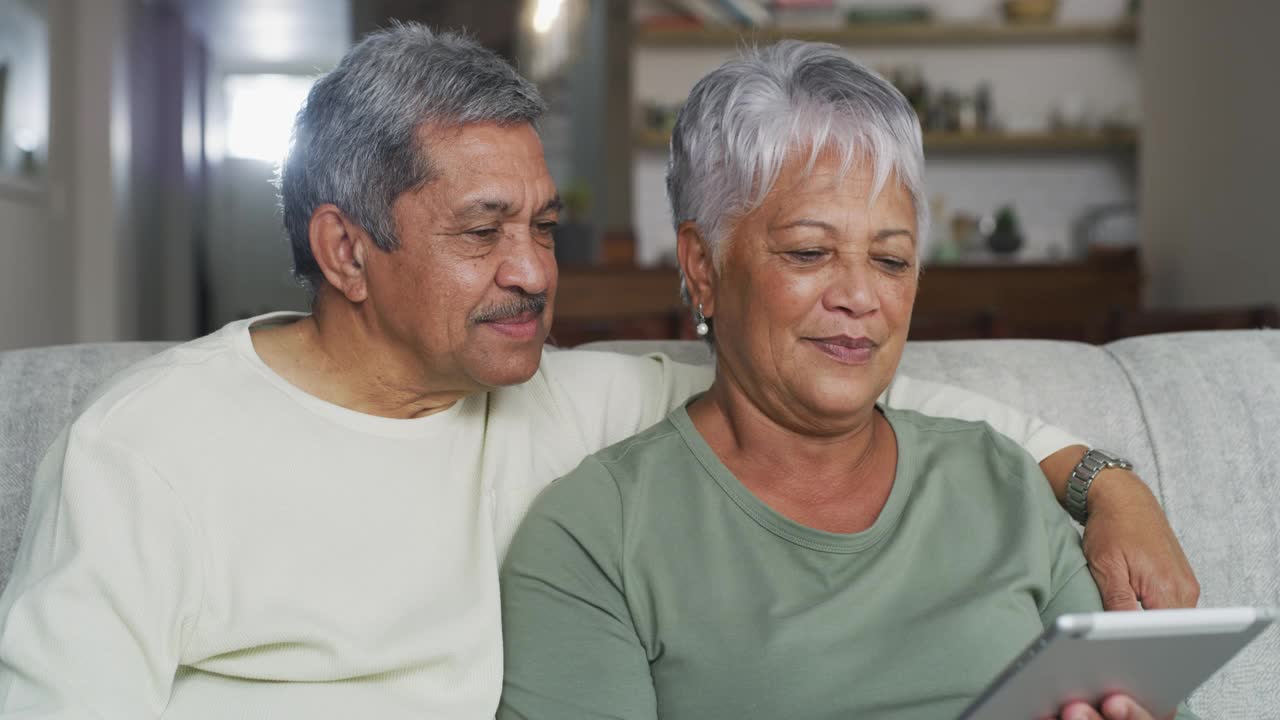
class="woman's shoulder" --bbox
[534,416,696,514]
[591,414,689,467]
[885,406,1011,443]
[885,407,1042,482]
[507,417,702,576]
[885,409,1068,543]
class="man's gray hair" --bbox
[279,23,547,289]
[666,40,928,271]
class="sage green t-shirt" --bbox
[498,406,1182,719]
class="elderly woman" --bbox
[497,43,1192,720]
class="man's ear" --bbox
[309,204,370,303]
[676,221,716,318]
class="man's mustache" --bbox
[470,292,548,325]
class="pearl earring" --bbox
[695,303,710,337]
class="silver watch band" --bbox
[1065,448,1134,524]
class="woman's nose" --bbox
[823,261,880,317]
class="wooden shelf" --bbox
[554,255,1142,343]
[635,20,1137,47]
[635,128,1138,154]
[922,130,1138,153]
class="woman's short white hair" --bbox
[666,40,929,276]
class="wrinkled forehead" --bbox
[416,122,557,201]
[420,121,550,176]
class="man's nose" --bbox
[496,232,553,295]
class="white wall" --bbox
[0,0,135,350]
[197,0,351,329]
[70,0,134,344]
[0,0,70,350]
[0,0,50,177]
[1140,2,1280,310]
[1,0,352,349]
[0,188,73,349]
[205,156,308,325]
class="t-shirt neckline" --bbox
[226,311,475,439]
[669,399,917,554]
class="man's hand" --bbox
[1082,468,1199,610]
[1039,446,1200,610]
[1058,694,1177,720]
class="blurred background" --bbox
[0,0,1276,350]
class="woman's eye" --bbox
[786,250,826,263]
[876,257,911,272]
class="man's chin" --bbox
[468,346,545,389]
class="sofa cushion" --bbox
[1105,330,1280,716]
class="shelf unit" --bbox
[635,128,1138,154]
[625,14,1143,295]
[635,20,1137,47]
[922,130,1137,153]
[633,19,1141,155]
[553,253,1143,343]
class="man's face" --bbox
[361,121,560,394]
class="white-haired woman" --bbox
[497,43,1193,720]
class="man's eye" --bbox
[533,221,557,247]
[468,227,500,239]
[876,257,911,272]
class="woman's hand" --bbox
[1057,694,1176,720]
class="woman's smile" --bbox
[804,334,878,365]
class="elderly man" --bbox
[0,24,1193,719]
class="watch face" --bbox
[1088,449,1133,470]
[1093,450,1117,463]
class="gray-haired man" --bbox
[0,23,1194,719]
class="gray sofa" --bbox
[1,332,1277,717]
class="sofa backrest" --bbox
[1,332,1276,716]
[1103,331,1280,717]
[583,338,1162,490]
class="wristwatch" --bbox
[1065,448,1134,524]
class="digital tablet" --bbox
[959,607,1275,719]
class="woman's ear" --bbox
[676,221,716,318]
[309,204,370,303]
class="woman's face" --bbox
[691,149,918,434]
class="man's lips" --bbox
[487,310,539,325]
[806,334,878,364]
[481,311,542,340]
